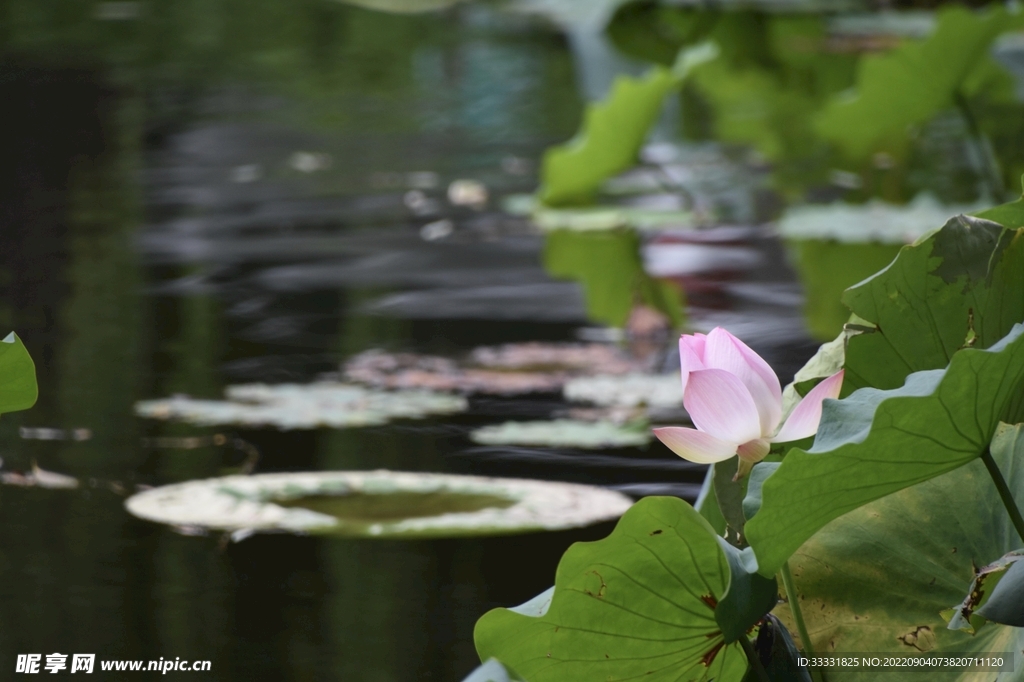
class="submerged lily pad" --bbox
[470,420,650,449]
[135,383,467,429]
[562,373,682,409]
[124,470,634,538]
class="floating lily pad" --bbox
[468,342,642,374]
[532,205,696,232]
[563,373,681,409]
[470,420,650,449]
[342,344,650,396]
[124,470,634,538]
[1,463,80,490]
[344,350,564,395]
[777,194,986,244]
[135,383,467,429]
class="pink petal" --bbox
[681,333,706,359]
[684,368,763,443]
[735,438,770,480]
[702,328,782,436]
[772,370,845,443]
[678,334,707,394]
[736,438,770,464]
[653,426,739,464]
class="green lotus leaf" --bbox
[973,175,1024,229]
[944,549,1024,633]
[975,558,1024,628]
[0,332,38,415]
[745,324,1024,577]
[474,496,778,682]
[539,42,717,206]
[768,423,1024,682]
[815,5,1022,158]
[842,215,1024,391]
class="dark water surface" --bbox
[0,1,964,679]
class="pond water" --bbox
[1,1,1020,680]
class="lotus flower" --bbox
[654,328,843,478]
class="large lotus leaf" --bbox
[815,5,1022,158]
[474,496,778,682]
[945,549,1024,633]
[841,215,1024,391]
[974,176,1024,229]
[768,423,1024,682]
[976,558,1024,628]
[0,332,38,415]
[539,43,717,206]
[745,324,1024,577]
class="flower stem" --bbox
[981,447,1024,543]
[780,561,825,682]
[780,562,813,655]
[738,634,771,682]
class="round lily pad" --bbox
[124,470,634,538]
[343,345,646,396]
[563,373,681,408]
[134,383,467,429]
[778,194,985,244]
[470,420,651,449]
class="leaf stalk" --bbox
[780,561,825,682]
[738,634,771,682]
